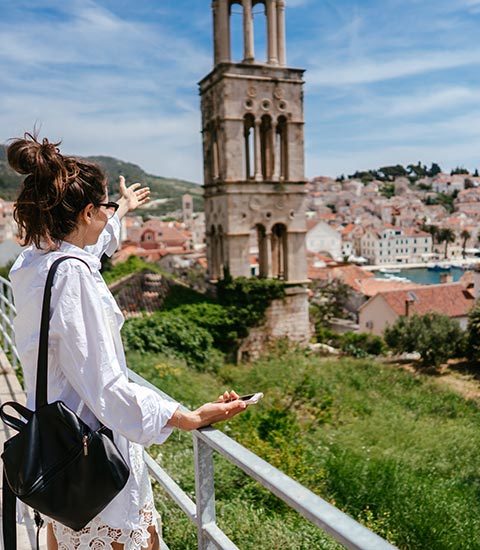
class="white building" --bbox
[360,228,432,265]
[431,174,466,195]
[306,221,342,260]
[359,283,474,336]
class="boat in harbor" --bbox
[379,268,402,274]
[427,264,451,272]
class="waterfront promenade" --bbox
[362,257,480,271]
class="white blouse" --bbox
[9,214,179,530]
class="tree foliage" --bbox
[384,313,465,367]
[451,167,470,175]
[310,280,352,332]
[123,275,286,365]
[466,303,480,363]
[437,227,456,259]
[122,310,223,372]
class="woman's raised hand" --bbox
[116,175,151,218]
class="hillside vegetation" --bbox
[0,145,202,214]
[126,346,480,549]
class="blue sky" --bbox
[1,0,480,182]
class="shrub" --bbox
[174,302,240,354]
[466,302,480,363]
[340,332,386,358]
[162,284,212,311]
[384,313,465,367]
[315,325,343,348]
[122,311,222,372]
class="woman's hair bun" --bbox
[7,132,63,176]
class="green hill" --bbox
[0,145,203,215]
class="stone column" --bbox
[266,0,278,65]
[254,119,262,181]
[243,0,255,62]
[214,0,231,64]
[277,0,286,66]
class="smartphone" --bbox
[237,392,264,405]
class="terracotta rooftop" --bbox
[308,264,375,291]
[367,283,475,318]
[357,278,425,298]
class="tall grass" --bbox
[128,348,480,549]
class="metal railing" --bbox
[0,276,18,370]
[0,276,397,550]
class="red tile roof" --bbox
[369,283,475,318]
[308,264,375,290]
[357,279,425,298]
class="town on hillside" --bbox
[0,162,479,339]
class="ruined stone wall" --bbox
[237,286,310,361]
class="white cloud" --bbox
[316,86,480,120]
[308,49,480,87]
[0,1,210,181]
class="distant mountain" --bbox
[0,145,203,216]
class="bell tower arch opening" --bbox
[277,115,288,181]
[230,1,245,62]
[252,1,268,64]
[212,0,286,66]
[244,114,255,180]
[256,223,269,278]
[260,114,274,180]
[271,223,288,280]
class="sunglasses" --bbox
[98,201,119,219]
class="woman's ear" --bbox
[80,204,95,225]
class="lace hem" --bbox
[49,501,156,550]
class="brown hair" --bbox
[7,132,107,250]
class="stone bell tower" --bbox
[200,0,310,343]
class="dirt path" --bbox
[392,359,480,403]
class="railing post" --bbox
[193,434,217,550]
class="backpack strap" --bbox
[3,468,44,550]
[35,256,91,409]
[3,467,17,550]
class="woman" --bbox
[7,133,247,550]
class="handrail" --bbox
[128,369,397,550]
[0,275,397,550]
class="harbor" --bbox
[365,258,480,285]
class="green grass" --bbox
[126,347,480,549]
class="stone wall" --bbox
[109,272,174,318]
[237,286,310,361]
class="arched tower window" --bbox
[229,1,244,62]
[277,115,288,180]
[213,0,286,66]
[252,1,267,63]
[256,224,269,277]
[244,114,255,179]
[271,223,287,280]
[260,114,274,180]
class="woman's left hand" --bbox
[215,390,240,403]
[117,175,151,218]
